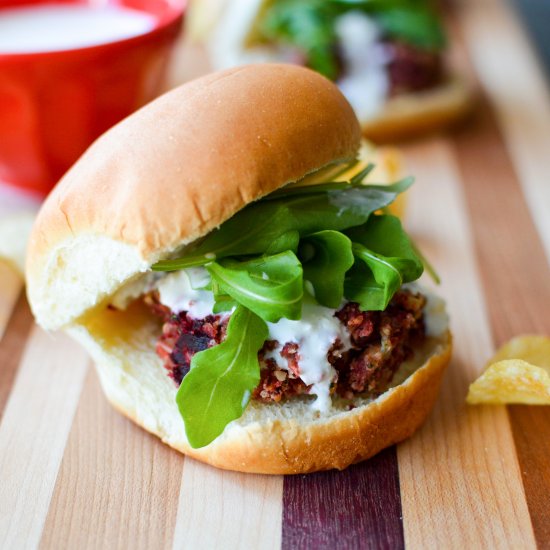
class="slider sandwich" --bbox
[27,64,451,474]
[189,0,472,141]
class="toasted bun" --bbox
[26,64,361,330]
[68,299,451,474]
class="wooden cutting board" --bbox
[1,0,550,547]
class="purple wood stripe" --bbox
[282,446,404,550]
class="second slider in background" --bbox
[186,0,473,141]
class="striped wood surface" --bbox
[1,0,549,547]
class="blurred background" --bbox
[512,0,550,78]
[1,0,549,199]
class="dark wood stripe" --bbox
[282,446,404,550]
[507,405,550,546]
[452,97,550,544]
[40,368,184,549]
[0,292,34,421]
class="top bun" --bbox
[26,64,361,331]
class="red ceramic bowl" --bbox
[0,0,185,196]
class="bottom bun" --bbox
[70,299,452,474]
[361,77,474,143]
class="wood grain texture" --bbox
[0,262,22,341]
[0,294,33,420]
[452,93,550,549]
[0,327,89,549]
[1,1,549,547]
[397,139,536,549]
[453,100,550,340]
[173,458,283,550]
[450,9,550,543]
[458,0,550,262]
[282,446,404,550]
[40,368,183,550]
[507,406,550,547]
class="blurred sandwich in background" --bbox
[188,0,473,141]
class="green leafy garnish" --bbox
[300,230,354,308]
[346,244,405,310]
[207,252,303,322]
[176,306,268,448]
[265,230,300,255]
[346,214,423,273]
[212,294,238,314]
[345,215,423,310]
[259,0,445,79]
[152,176,413,272]
[261,0,338,79]
[375,7,445,50]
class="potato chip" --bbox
[466,335,550,405]
[489,335,550,369]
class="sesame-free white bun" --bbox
[27,64,451,474]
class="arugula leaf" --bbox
[212,296,238,313]
[265,230,300,255]
[260,0,339,79]
[300,230,354,308]
[152,178,413,272]
[211,280,237,313]
[346,214,423,276]
[264,163,376,200]
[375,7,445,50]
[326,178,413,218]
[207,251,303,322]
[344,215,423,310]
[345,243,404,310]
[176,306,268,448]
[350,163,376,185]
[257,0,445,78]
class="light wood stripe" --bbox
[0,262,22,341]
[397,139,536,549]
[0,327,89,549]
[172,458,283,550]
[40,369,183,550]
[458,0,550,263]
